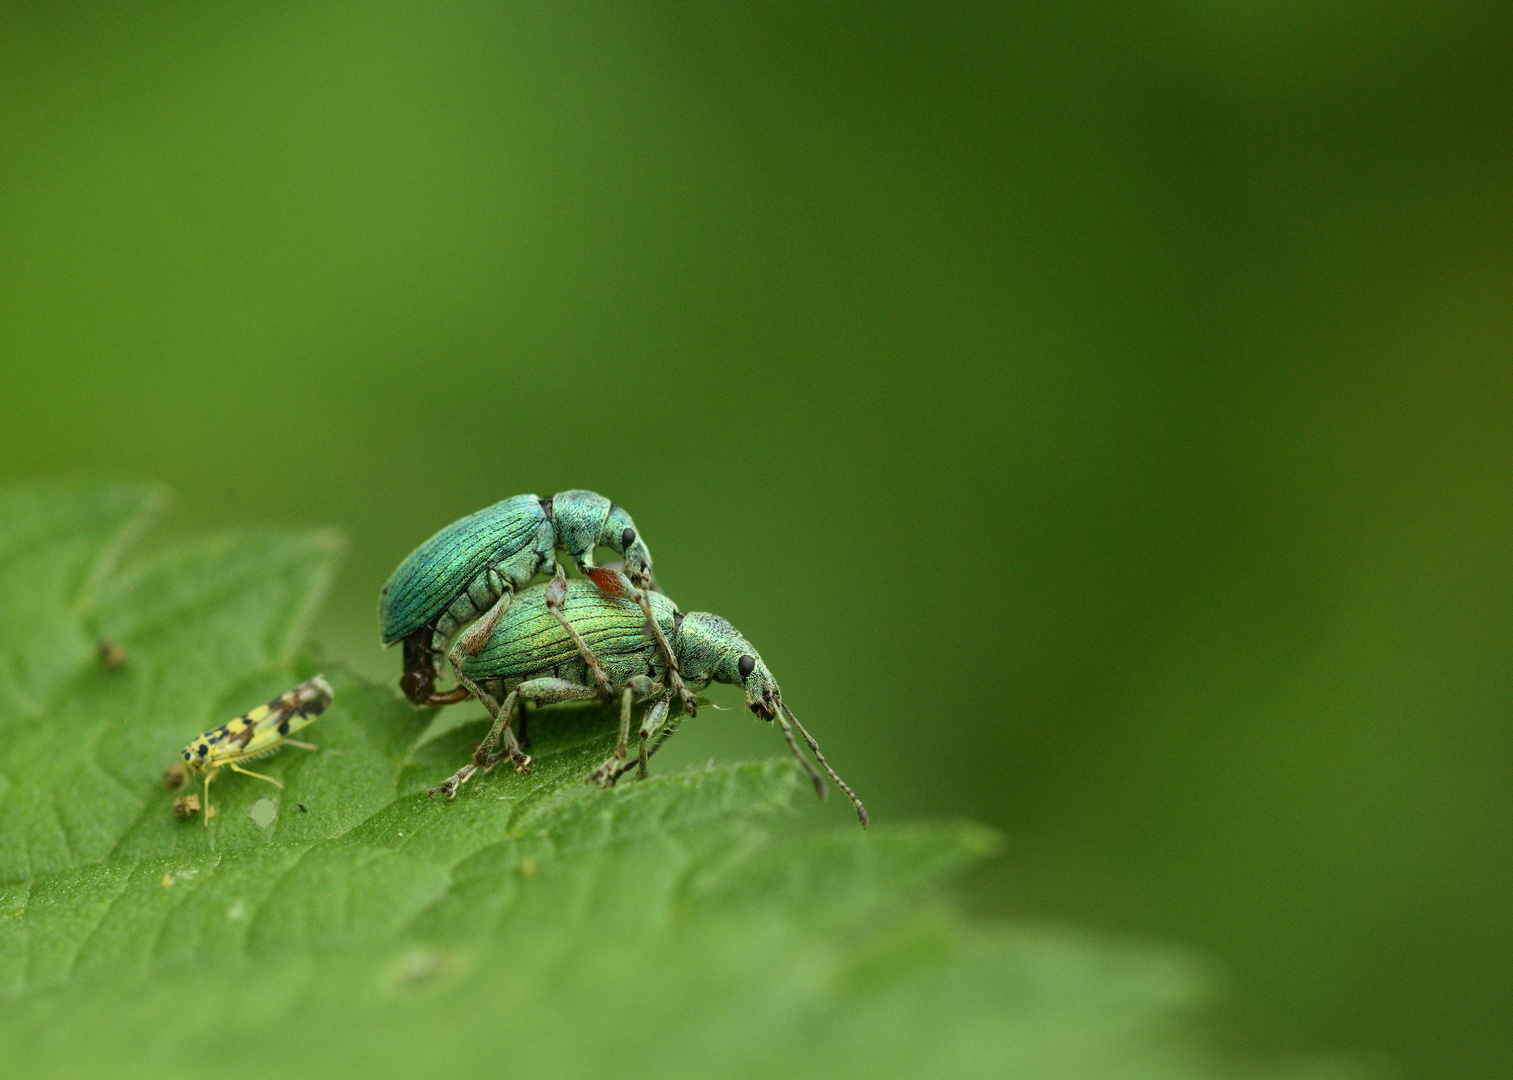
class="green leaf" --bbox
[0,481,1360,1079]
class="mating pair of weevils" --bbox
[380,490,867,825]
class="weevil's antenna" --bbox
[780,702,869,828]
[775,709,827,801]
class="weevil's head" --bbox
[674,612,780,719]
[598,501,655,587]
[550,490,655,587]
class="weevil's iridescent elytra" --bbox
[430,580,868,827]
[177,675,332,825]
[379,490,696,716]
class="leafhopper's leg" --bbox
[283,739,318,751]
[230,763,285,789]
[203,771,213,828]
[545,570,615,700]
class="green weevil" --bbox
[379,490,696,716]
[429,577,868,827]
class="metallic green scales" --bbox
[437,578,868,827]
[461,579,676,688]
[379,494,549,645]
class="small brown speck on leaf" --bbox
[172,793,201,819]
[163,762,187,791]
[99,641,127,670]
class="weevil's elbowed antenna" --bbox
[777,701,868,828]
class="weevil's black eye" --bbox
[738,655,756,679]
[621,527,636,549]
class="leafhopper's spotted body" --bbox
[178,675,332,825]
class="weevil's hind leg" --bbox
[545,570,615,700]
[439,586,516,707]
[778,702,869,828]
[452,585,515,658]
[230,763,285,789]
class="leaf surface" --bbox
[0,481,1359,1079]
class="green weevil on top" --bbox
[431,577,868,828]
[380,490,696,716]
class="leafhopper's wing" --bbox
[180,675,333,771]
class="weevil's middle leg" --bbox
[431,677,599,798]
[545,569,615,700]
[428,679,528,799]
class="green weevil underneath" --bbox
[379,490,697,717]
[430,577,868,828]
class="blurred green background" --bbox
[1,2,1509,1076]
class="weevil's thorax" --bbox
[548,489,613,569]
[674,612,781,719]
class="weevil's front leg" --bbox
[614,697,681,783]
[639,592,698,719]
[587,684,640,787]
[583,566,697,718]
[634,694,671,780]
[547,568,615,700]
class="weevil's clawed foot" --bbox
[586,755,627,788]
[428,763,477,799]
[483,750,531,774]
